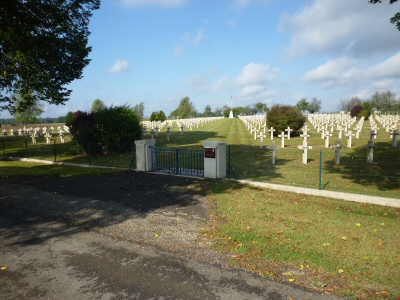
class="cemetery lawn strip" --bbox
[204,180,400,299]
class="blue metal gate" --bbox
[152,147,204,177]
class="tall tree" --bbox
[308,97,322,113]
[133,102,144,119]
[173,97,197,119]
[296,99,309,113]
[369,0,400,30]
[339,97,363,112]
[91,99,105,112]
[0,0,100,113]
[253,102,269,114]
[203,105,214,117]
[371,90,399,111]
[13,92,44,130]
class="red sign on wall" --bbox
[204,148,216,158]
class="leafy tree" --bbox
[214,107,223,117]
[149,110,166,122]
[91,99,105,112]
[13,92,44,129]
[370,90,399,112]
[267,105,306,134]
[339,97,362,112]
[133,102,144,119]
[65,111,74,127]
[359,102,373,119]
[203,105,214,117]
[253,102,270,114]
[369,0,400,31]
[0,0,100,112]
[69,110,100,154]
[296,98,309,113]
[173,97,197,119]
[307,97,322,113]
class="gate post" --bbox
[135,139,156,171]
[203,141,227,179]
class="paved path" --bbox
[0,207,337,300]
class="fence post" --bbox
[175,148,179,174]
[319,150,323,190]
[54,139,56,162]
[227,145,231,179]
[25,138,28,158]
[88,140,92,165]
[2,138,4,156]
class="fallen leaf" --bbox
[1,266,8,271]
[356,223,361,227]
[155,233,160,238]
[288,278,295,282]
[338,269,344,274]
[342,236,348,241]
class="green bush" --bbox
[69,105,142,154]
[95,105,142,153]
[69,110,101,154]
[267,105,306,135]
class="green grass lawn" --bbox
[205,179,400,299]
[1,118,399,198]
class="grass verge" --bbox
[204,179,400,299]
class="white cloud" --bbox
[174,45,185,57]
[302,58,360,87]
[367,51,400,79]
[212,76,230,92]
[184,68,218,93]
[183,29,205,47]
[211,62,278,102]
[121,0,186,7]
[279,0,400,59]
[107,60,130,75]
[236,62,277,86]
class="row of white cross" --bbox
[240,113,399,164]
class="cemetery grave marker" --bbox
[345,131,355,148]
[278,132,288,148]
[298,143,312,164]
[266,141,279,164]
[330,141,345,164]
[324,130,332,148]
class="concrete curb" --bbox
[224,178,400,209]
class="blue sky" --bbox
[4,0,400,118]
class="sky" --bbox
[4,0,400,118]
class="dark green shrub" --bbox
[69,110,101,154]
[267,105,306,135]
[95,104,142,153]
[69,105,142,154]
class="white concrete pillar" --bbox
[203,141,227,179]
[135,139,156,171]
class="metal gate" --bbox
[152,147,204,177]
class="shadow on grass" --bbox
[323,141,400,192]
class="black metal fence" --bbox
[152,147,204,177]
